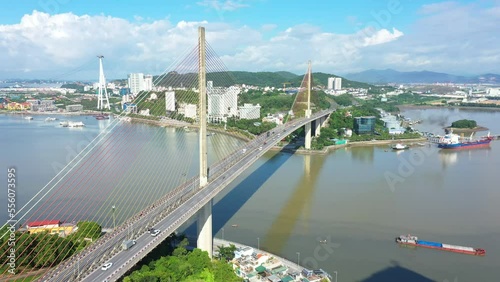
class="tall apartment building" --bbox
[128,73,153,94]
[207,81,240,123]
[327,77,335,90]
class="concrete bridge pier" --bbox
[304,109,312,149]
[197,200,213,258]
[314,118,321,137]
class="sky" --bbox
[0,0,499,80]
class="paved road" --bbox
[39,110,332,282]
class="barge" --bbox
[396,234,485,256]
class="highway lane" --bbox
[41,110,332,282]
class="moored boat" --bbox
[391,143,408,150]
[395,234,485,256]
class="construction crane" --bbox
[283,82,291,92]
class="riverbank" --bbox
[214,238,333,282]
[399,104,500,112]
[444,126,489,133]
[272,137,428,155]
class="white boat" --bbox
[60,121,69,127]
[24,116,33,120]
[45,117,57,122]
[68,121,85,127]
[391,143,408,150]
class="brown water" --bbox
[212,108,500,282]
[2,108,500,281]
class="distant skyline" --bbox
[0,0,499,80]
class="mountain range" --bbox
[343,69,500,84]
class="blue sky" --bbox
[0,0,499,79]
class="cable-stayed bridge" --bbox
[0,27,333,282]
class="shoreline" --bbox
[272,137,428,155]
[398,104,500,112]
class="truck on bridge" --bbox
[122,239,136,250]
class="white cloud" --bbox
[363,28,404,47]
[197,0,249,11]
[0,2,499,80]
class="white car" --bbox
[151,229,161,237]
[258,146,262,150]
[101,262,113,271]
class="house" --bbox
[26,220,76,237]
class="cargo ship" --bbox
[438,132,493,149]
[395,234,485,256]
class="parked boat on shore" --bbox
[396,234,485,256]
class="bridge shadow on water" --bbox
[360,261,434,282]
[183,146,297,237]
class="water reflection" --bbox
[263,154,326,254]
[350,146,374,163]
[438,150,458,169]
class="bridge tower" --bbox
[196,26,213,258]
[304,60,313,149]
[97,55,110,110]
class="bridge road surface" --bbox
[42,110,332,282]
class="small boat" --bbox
[391,143,408,150]
[45,117,57,122]
[231,224,238,227]
[319,239,327,244]
[94,114,109,120]
[24,116,33,120]
[68,121,85,127]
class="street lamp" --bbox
[257,237,260,251]
[296,252,300,269]
[112,205,116,229]
[334,271,338,282]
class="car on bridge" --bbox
[101,262,113,271]
[150,229,161,237]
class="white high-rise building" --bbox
[128,73,144,95]
[239,103,261,119]
[165,90,175,112]
[207,81,240,123]
[179,103,197,119]
[334,77,342,90]
[144,75,153,91]
[128,73,154,94]
[327,77,335,90]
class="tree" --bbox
[216,244,237,261]
[451,119,477,128]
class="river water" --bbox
[1,107,499,281]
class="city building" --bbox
[128,73,144,95]
[128,73,154,95]
[262,113,284,125]
[178,103,197,119]
[353,116,376,134]
[207,81,240,123]
[334,77,342,90]
[381,115,405,135]
[25,220,76,237]
[66,104,83,112]
[165,90,176,112]
[123,102,137,113]
[327,77,335,90]
[144,74,153,91]
[238,103,261,119]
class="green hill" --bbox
[153,71,374,89]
